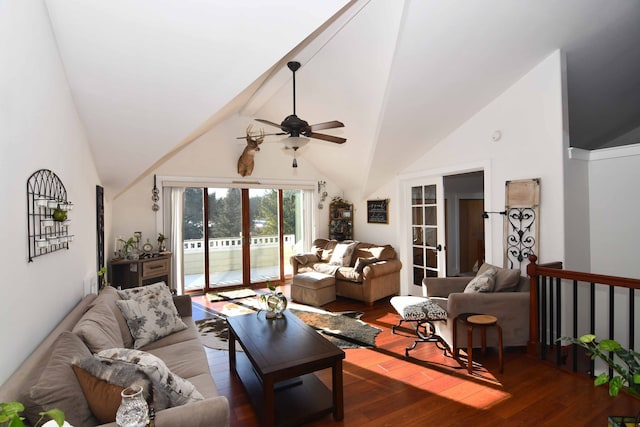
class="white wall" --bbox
[589,144,640,279]
[0,1,101,384]
[398,51,567,294]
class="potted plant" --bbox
[560,334,640,398]
[0,401,64,427]
[157,233,167,252]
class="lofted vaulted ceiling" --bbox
[44,0,640,197]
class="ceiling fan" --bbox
[254,61,346,145]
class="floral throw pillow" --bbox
[116,283,186,348]
[464,267,498,293]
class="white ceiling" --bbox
[44,0,640,197]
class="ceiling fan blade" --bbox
[309,120,344,131]
[235,132,286,139]
[255,118,288,131]
[308,132,347,144]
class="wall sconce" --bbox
[482,210,506,219]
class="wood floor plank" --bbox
[195,290,640,426]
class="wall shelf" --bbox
[27,169,73,262]
[329,201,353,241]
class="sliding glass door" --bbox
[183,186,309,292]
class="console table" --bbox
[109,253,172,290]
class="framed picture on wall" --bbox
[367,199,389,224]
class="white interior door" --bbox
[410,176,447,285]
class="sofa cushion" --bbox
[22,331,98,427]
[117,282,187,349]
[334,266,362,283]
[478,263,521,292]
[356,244,395,261]
[93,286,134,348]
[95,348,204,410]
[310,238,329,259]
[73,300,125,353]
[464,267,497,293]
[329,241,358,266]
[320,240,338,262]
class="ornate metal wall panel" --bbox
[504,178,540,270]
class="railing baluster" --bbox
[590,282,595,378]
[541,276,548,360]
[609,284,615,379]
[630,288,635,350]
[572,280,578,372]
[555,277,562,366]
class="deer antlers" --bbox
[237,125,265,177]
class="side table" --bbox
[454,313,503,374]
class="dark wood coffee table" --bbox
[227,310,345,427]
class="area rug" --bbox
[207,288,257,301]
[194,299,380,351]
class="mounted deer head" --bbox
[237,125,265,177]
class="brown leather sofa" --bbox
[291,238,402,306]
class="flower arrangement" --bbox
[560,334,640,398]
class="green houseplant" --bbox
[560,334,640,398]
[0,401,64,427]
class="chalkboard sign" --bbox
[367,199,389,224]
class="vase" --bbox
[115,385,148,427]
[266,292,288,318]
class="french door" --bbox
[183,187,308,292]
[410,177,447,285]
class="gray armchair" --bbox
[423,269,530,351]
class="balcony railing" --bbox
[527,255,640,376]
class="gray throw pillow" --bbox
[464,268,497,293]
[22,332,97,427]
[477,262,521,292]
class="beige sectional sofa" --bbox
[291,238,402,306]
[0,285,230,427]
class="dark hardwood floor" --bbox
[192,286,639,426]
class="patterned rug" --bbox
[194,298,379,351]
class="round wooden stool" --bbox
[455,313,503,374]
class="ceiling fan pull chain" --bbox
[292,146,299,168]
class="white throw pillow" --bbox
[329,241,358,267]
[464,267,498,293]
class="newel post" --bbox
[527,254,539,356]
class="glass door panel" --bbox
[207,188,243,287]
[183,188,205,292]
[249,189,280,284]
[411,179,446,286]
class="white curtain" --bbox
[167,187,184,295]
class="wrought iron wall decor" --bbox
[503,178,540,270]
[27,169,73,262]
[505,207,536,268]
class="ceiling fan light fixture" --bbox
[284,136,310,150]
